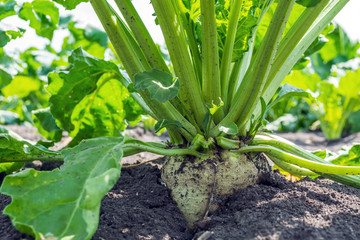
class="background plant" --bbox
[267,26,359,140]
[1,0,360,239]
[275,24,360,140]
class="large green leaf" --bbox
[0,126,60,174]
[134,69,180,103]
[19,0,59,40]
[48,48,138,146]
[0,137,123,239]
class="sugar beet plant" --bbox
[1,0,360,239]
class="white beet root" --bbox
[161,150,270,228]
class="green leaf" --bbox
[331,144,360,166]
[0,137,123,239]
[51,0,88,10]
[154,119,182,133]
[311,149,334,160]
[134,69,180,103]
[48,48,137,146]
[1,75,41,98]
[0,0,16,20]
[219,122,238,136]
[19,0,59,40]
[0,126,60,173]
[267,83,313,110]
[206,98,224,116]
[296,0,321,8]
[33,108,63,142]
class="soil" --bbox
[1,125,360,240]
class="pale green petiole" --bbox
[211,0,295,137]
[252,133,360,188]
[270,156,319,177]
[201,0,223,121]
[236,145,360,175]
[123,143,205,159]
[220,0,243,108]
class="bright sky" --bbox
[3,1,360,52]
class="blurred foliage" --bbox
[267,24,360,140]
[0,0,144,147]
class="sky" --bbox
[3,1,360,52]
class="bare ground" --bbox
[1,125,360,240]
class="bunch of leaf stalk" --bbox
[2,0,360,239]
[88,0,360,180]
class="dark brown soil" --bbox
[1,126,360,240]
[1,162,360,240]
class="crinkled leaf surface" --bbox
[0,137,123,239]
[19,0,59,40]
[331,144,360,166]
[48,48,138,146]
[0,126,59,174]
[134,69,180,103]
